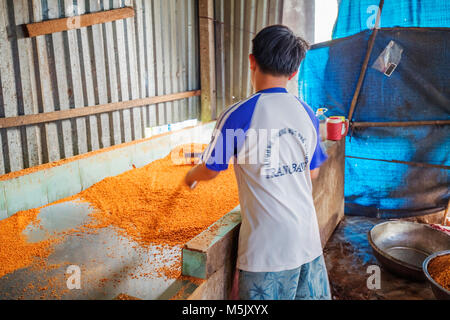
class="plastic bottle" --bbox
[315,108,328,141]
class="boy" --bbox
[185,25,331,300]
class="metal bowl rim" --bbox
[422,250,450,295]
[368,220,449,272]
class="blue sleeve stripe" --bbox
[202,100,247,162]
[203,94,261,170]
[202,101,245,163]
[202,94,258,164]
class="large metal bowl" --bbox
[423,250,450,300]
[368,221,450,280]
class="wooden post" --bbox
[198,0,216,122]
[348,0,384,122]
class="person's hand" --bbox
[184,167,196,188]
[184,163,219,189]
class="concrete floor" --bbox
[0,201,180,300]
[0,201,440,300]
[323,216,435,300]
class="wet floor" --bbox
[323,216,435,300]
[1,203,440,300]
[0,201,180,300]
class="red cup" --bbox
[327,116,349,141]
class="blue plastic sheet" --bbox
[333,0,450,39]
[299,17,449,217]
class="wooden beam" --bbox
[352,120,450,128]
[25,7,135,38]
[346,155,450,170]
[0,90,201,129]
[198,0,216,122]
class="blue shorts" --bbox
[238,255,331,300]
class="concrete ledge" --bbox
[0,122,216,219]
[186,263,235,300]
[182,207,241,280]
[169,259,236,300]
[313,139,346,246]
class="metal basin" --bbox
[423,250,450,300]
[368,221,450,281]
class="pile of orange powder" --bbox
[428,254,450,291]
[0,143,239,279]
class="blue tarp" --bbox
[299,0,449,217]
[333,0,450,39]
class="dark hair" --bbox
[251,25,309,76]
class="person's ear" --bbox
[249,54,257,71]
[288,70,298,81]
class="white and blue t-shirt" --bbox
[202,87,328,272]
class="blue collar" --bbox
[256,87,288,94]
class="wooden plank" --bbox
[312,140,346,247]
[0,91,201,128]
[346,155,450,170]
[183,208,241,280]
[198,0,216,122]
[25,7,135,38]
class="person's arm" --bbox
[310,168,320,180]
[185,163,220,188]
[185,95,260,189]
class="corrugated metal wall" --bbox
[213,0,283,118]
[0,0,200,174]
